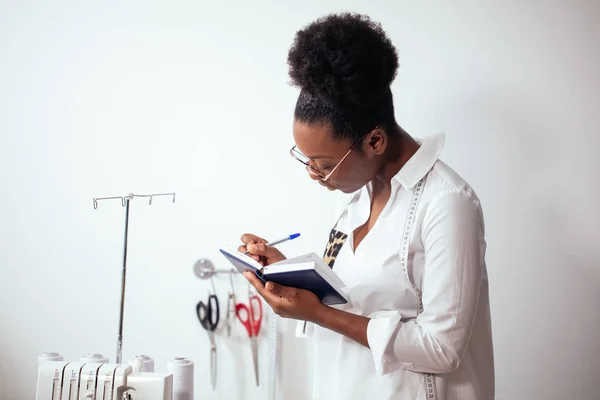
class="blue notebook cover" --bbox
[219,248,267,281]
[219,248,348,306]
[261,269,347,306]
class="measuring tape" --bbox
[261,180,434,400]
[400,177,438,400]
[267,308,278,400]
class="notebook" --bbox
[219,248,349,305]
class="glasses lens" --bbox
[291,147,309,165]
[291,146,326,179]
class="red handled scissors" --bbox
[236,292,263,386]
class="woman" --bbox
[239,12,495,400]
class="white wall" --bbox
[1,1,599,399]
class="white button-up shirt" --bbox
[298,133,495,400]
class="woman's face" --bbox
[292,119,385,193]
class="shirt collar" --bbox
[336,132,446,215]
[392,132,446,190]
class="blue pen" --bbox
[244,233,300,254]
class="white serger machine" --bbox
[36,354,174,400]
[36,193,193,400]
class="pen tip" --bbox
[290,233,301,239]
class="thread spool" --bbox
[80,353,109,364]
[129,357,143,373]
[38,352,63,364]
[167,357,194,400]
[129,355,154,372]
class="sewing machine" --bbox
[35,359,173,400]
[35,193,195,400]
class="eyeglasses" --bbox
[289,133,369,182]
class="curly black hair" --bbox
[287,12,399,142]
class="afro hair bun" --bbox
[287,13,399,107]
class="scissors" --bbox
[196,290,219,390]
[236,286,263,386]
[225,270,237,337]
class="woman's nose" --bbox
[306,167,322,181]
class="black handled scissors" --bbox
[196,294,219,390]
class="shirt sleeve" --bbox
[366,189,486,375]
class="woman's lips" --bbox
[318,181,336,191]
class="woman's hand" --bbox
[238,233,287,266]
[244,271,325,322]
[239,233,324,321]
[239,233,370,346]
[245,269,370,347]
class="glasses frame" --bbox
[289,132,370,182]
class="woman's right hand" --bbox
[238,233,287,266]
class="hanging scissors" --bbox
[196,277,219,390]
[236,285,263,386]
[225,270,237,337]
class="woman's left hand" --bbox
[243,271,325,322]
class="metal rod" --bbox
[116,197,131,364]
[193,262,238,280]
[212,268,238,274]
[93,191,175,364]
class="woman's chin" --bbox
[318,181,355,193]
[319,183,337,192]
[337,184,364,194]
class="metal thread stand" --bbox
[93,192,176,364]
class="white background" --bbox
[1,1,599,399]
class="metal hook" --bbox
[229,270,236,294]
[139,192,175,205]
[93,192,175,209]
[93,196,127,209]
[135,192,175,205]
[209,275,217,295]
[248,281,255,299]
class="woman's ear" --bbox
[365,128,387,156]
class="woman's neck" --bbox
[372,125,420,194]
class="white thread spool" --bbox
[129,355,154,372]
[130,357,143,372]
[80,353,109,364]
[167,357,194,400]
[38,352,63,364]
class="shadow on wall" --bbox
[537,199,600,385]
[473,91,600,398]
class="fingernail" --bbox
[247,244,256,251]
